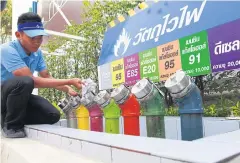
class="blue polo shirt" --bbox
[1,40,47,82]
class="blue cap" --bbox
[24,29,48,37]
[17,22,48,37]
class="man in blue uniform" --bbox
[1,12,83,138]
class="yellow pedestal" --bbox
[76,105,89,130]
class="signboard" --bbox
[111,59,125,88]
[139,48,159,82]
[158,40,182,81]
[98,0,240,89]
[208,19,240,73]
[99,1,240,66]
[124,54,140,86]
[179,31,211,76]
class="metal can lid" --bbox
[111,84,130,103]
[81,91,95,106]
[94,90,110,106]
[165,70,190,94]
[85,91,95,101]
[131,78,152,99]
[58,98,72,113]
[58,98,68,109]
[81,98,88,106]
[70,96,80,108]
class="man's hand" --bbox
[69,78,84,90]
[67,87,79,96]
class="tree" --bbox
[0,0,12,44]
[40,0,142,104]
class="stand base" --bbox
[146,116,165,138]
[181,114,203,141]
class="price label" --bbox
[179,30,211,76]
[111,59,125,88]
[207,19,240,72]
[139,48,159,82]
[158,40,182,81]
[124,54,140,86]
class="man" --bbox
[1,12,83,138]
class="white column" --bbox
[12,0,33,39]
[32,71,38,95]
[12,0,39,95]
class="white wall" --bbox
[57,117,240,140]
[24,124,240,163]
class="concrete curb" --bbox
[1,137,103,163]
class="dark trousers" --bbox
[1,76,60,130]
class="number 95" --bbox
[165,59,175,70]
[116,73,122,80]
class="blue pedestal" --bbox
[175,83,204,141]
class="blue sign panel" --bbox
[98,0,240,65]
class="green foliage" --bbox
[201,71,240,117]
[166,99,240,117]
[203,104,217,117]
[0,0,12,43]
[202,70,240,97]
[216,98,233,117]
[40,0,142,104]
[231,101,240,117]
[203,98,240,117]
[165,106,179,116]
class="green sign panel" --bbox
[139,48,159,82]
[179,31,211,76]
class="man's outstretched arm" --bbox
[12,67,82,90]
[38,69,79,96]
